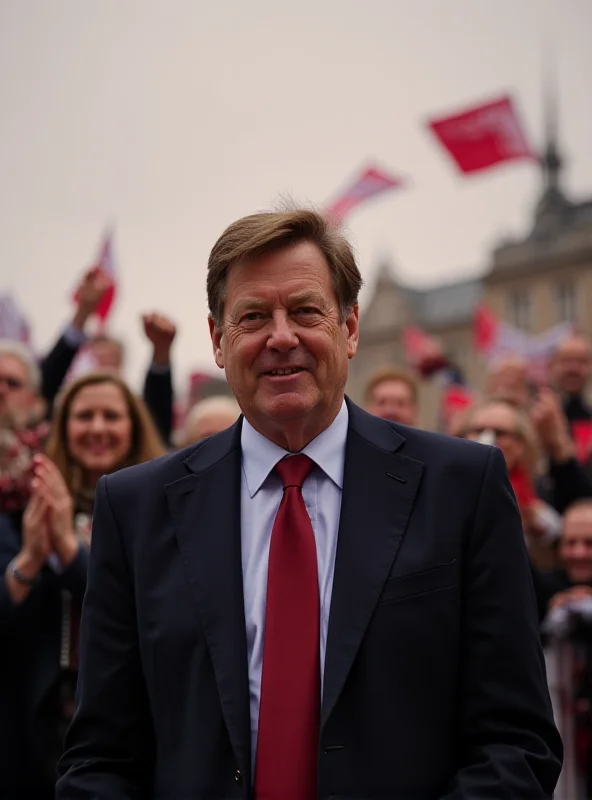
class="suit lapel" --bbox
[322,402,424,727]
[165,421,251,784]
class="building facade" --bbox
[348,141,592,430]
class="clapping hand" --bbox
[21,488,52,570]
[530,388,574,463]
[31,454,79,567]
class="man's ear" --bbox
[345,304,359,360]
[208,316,225,369]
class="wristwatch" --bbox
[9,561,38,587]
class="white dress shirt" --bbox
[240,401,348,768]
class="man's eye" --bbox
[295,307,318,315]
[242,312,264,322]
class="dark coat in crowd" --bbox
[0,513,89,799]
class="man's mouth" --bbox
[262,367,306,377]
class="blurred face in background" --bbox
[66,381,133,478]
[560,505,592,584]
[485,357,531,408]
[550,336,592,398]
[90,339,124,376]
[0,353,36,423]
[465,402,526,471]
[189,411,237,441]
[366,379,417,427]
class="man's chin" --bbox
[259,391,316,421]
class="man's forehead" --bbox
[558,338,591,358]
[564,510,592,533]
[0,353,28,376]
[230,286,328,309]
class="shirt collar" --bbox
[241,400,349,498]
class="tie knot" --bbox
[275,454,315,490]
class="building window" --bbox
[508,290,530,330]
[556,281,577,323]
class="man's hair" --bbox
[185,395,240,430]
[563,498,592,522]
[91,334,125,355]
[364,366,418,405]
[0,339,41,391]
[207,208,363,325]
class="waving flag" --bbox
[73,230,117,325]
[473,304,573,384]
[326,165,404,222]
[428,96,536,175]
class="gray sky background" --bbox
[1,0,591,393]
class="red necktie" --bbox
[254,454,320,800]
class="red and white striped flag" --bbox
[326,165,404,222]
[73,230,117,325]
[473,304,573,384]
[428,95,537,175]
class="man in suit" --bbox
[57,208,562,799]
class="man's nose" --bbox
[266,312,299,351]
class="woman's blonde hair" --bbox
[45,372,166,496]
[459,398,541,477]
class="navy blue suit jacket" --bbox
[56,400,562,798]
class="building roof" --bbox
[403,278,482,328]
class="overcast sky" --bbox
[1,0,591,393]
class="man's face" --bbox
[560,507,592,585]
[209,241,358,447]
[550,337,592,397]
[0,354,36,422]
[90,340,124,375]
[366,379,417,426]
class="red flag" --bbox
[326,165,404,222]
[572,421,592,465]
[442,384,473,419]
[73,231,116,324]
[428,96,536,174]
[403,326,436,365]
[473,304,499,352]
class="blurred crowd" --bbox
[2,269,592,795]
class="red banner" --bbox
[326,165,403,222]
[73,231,117,324]
[428,96,536,174]
[572,421,592,465]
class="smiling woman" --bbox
[0,372,166,797]
[46,372,166,498]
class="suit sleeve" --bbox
[0,514,20,628]
[56,476,155,799]
[143,364,173,445]
[441,447,563,799]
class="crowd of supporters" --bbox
[2,270,592,795]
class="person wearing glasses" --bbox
[461,395,592,568]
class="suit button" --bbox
[234,769,243,785]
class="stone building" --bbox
[348,130,592,430]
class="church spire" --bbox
[541,44,563,192]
